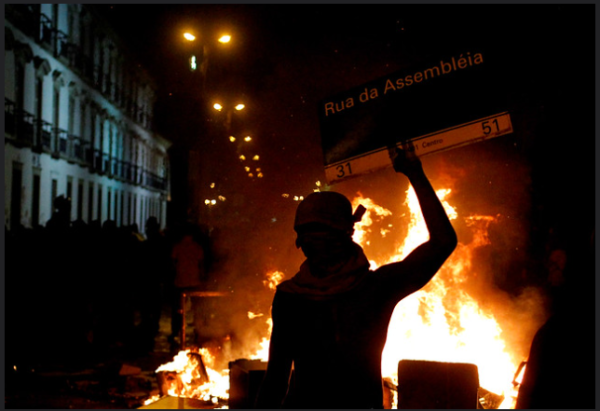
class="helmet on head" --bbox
[294,191,364,233]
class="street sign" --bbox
[325,111,513,184]
[318,48,513,184]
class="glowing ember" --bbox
[263,271,285,291]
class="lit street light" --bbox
[212,101,245,133]
[183,30,232,91]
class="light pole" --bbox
[183,31,231,93]
[212,101,245,133]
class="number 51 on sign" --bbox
[325,112,513,184]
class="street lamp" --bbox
[212,101,245,133]
[183,31,232,91]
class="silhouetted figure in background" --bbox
[135,217,171,352]
[93,220,137,352]
[255,149,457,409]
[516,230,595,409]
[169,223,208,349]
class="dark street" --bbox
[4,4,596,409]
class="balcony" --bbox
[5,100,36,148]
[53,128,69,158]
[36,119,53,152]
[70,134,88,164]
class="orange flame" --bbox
[351,185,522,407]
[155,184,533,409]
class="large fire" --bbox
[148,184,540,409]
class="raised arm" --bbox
[378,147,458,294]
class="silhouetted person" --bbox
[46,195,71,232]
[516,230,595,409]
[136,216,171,352]
[169,223,208,348]
[255,149,457,409]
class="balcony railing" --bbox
[36,119,53,151]
[54,128,69,157]
[5,97,168,192]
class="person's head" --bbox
[294,192,365,271]
[145,216,160,235]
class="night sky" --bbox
[94,4,596,307]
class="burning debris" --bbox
[146,183,544,409]
[152,348,229,407]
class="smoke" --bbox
[194,131,553,379]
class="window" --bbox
[66,177,73,199]
[35,78,44,146]
[35,77,43,119]
[77,180,84,220]
[68,95,75,135]
[133,194,137,228]
[11,163,23,230]
[120,191,125,226]
[107,187,112,221]
[127,192,132,226]
[53,87,60,151]
[87,182,94,222]
[97,184,102,221]
[32,173,41,227]
[67,6,75,42]
[51,178,58,214]
[15,62,26,111]
[52,4,59,28]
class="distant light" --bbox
[248,173,254,178]
[183,32,196,41]
[239,155,246,160]
[257,172,264,178]
[235,104,245,111]
[210,182,215,188]
[256,168,261,172]
[294,196,299,201]
[316,181,321,187]
[229,136,236,142]
[244,136,252,142]
[299,196,304,201]
[213,103,223,111]
[205,199,211,205]
[282,193,289,198]
[190,56,197,71]
[245,166,250,172]
[253,155,259,161]
[211,199,217,205]
[218,196,226,202]
[218,35,231,43]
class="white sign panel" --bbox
[325,112,513,184]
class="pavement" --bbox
[5,307,185,409]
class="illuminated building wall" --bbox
[4,4,171,231]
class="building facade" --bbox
[4,4,170,232]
